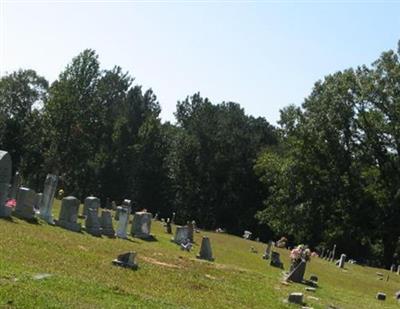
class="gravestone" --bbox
[263,241,273,259]
[14,187,37,220]
[165,218,172,234]
[270,251,284,268]
[0,151,12,217]
[324,249,330,260]
[82,196,100,218]
[131,211,153,239]
[338,254,346,268]
[197,236,214,261]
[56,196,81,232]
[397,265,400,275]
[171,212,176,224]
[39,174,58,224]
[112,252,138,270]
[100,210,115,237]
[286,260,306,283]
[35,193,43,210]
[187,221,194,242]
[376,292,386,301]
[330,244,337,262]
[10,171,21,199]
[320,248,325,259]
[105,197,111,209]
[172,226,189,244]
[390,264,396,272]
[288,292,303,305]
[116,200,131,239]
[111,201,117,210]
[85,208,101,236]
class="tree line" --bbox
[2,44,400,267]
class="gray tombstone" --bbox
[100,210,115,237]
[14,187,37,220]
[112,252,138,270]
[288,292,303,305]
[263,241,273,259]
[397,265,400,275]
[10,171,21,200]
[56,196,81,232]
[165,218,172,234]
[197,236,214,261]
[320,248,325,259]
[35,193,43,210]
[324,249,330,260]
[390,264,396,272]
[286,260,306,283]
[116,205,130,239]
[187,221,194,242]
[172,226,189,244]
[330,244,337,262]
[82,196,100,218]
[85,208,101,236]
[0,151,12,217]
[131,211,153,239]
[270,251,284,268]
[39,174,58,224]
[338,253,346,268]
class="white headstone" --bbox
[39,174,58,224]
[15,187,37,220]
[338,253,346,268]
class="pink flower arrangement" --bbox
[5,199,16,208]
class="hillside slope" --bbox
[0,201,399,308]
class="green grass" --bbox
[1,200,399,308]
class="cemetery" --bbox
[1,151,400,308]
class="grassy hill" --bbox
[0,200,399,309]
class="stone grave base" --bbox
[56,220,81,232]
[102,228,115,237]
[86,227,102,237]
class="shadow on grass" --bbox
[12,214,40,225]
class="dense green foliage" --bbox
[4,43,400,266]
[0,49,276,238]
[255,43,400,266]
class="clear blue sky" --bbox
[1,1,400,124]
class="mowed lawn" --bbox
[1,200,399,308]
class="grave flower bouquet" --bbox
[290,245,311,264]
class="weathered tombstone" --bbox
[397,265,400,275]
[376,292,386,301]
[14,187,37,220]
[270,251,284,268]
[85,208,101,236]
[35,193,43,210]
[9,171,21,199]
[171,212,176,224]
[56,196,81,232]
[338,253,346,268]
[82,196,100,218]
[243,230,252,240]
[165,218,172,234]
[172,226,189,244]
[330,244,336,262]
[324,249,330,260]
[197,236,214,261]
[112,252,138,270]
[0,151,12,217]
[111,201,117,211]
[263,241,273,259]
[187,221,194,242]
[100,210,115,237]
[310,275,318,282]
[116,200,131,239]
[390,264,396,272]
[288,292,303,305]
[39,174,58,224]
[131,211,153,239]
[286,260,306,283]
